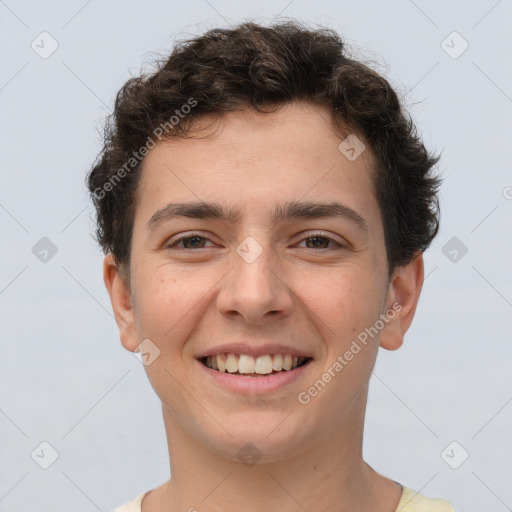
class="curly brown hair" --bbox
[87,20,440,276]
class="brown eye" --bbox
[166,234,213,250]
[299,235,343,250]
[304,236,331,249]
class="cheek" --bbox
[309,268,385,336]
[131,270,210,404]
[131,263,233,361]
[132,268,201,344]
[309,271,387,393]
[307,273,384,401]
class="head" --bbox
[88,21,440,461]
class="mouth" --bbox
[199,353,312,377]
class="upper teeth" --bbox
[204,354,305,374]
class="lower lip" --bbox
[197,359,312,394]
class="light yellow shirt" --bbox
[114,485,455,511]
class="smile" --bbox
[201,353,311,377]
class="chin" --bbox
[204,412,315,464]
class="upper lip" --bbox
[196,343,314,359]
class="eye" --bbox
[297,234,345,250]
[165,232,346,251]
[166,233,214,250]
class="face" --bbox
[105,102,422,463]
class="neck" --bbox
[142,385,402,512]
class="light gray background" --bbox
[1,1,511,511]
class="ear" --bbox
[379,251,424,351]
[103,254,139,352]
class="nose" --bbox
[216,240,294,325]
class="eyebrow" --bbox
[147,200,369,232]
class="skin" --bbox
[104,102,424,512]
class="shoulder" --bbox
[112,487,455,512]
[397,486,455,512]
[112,491,148,512]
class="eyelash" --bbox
[165,232,346,251]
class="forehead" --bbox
[150,102,376,170]
[134,102,381,230]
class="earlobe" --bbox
[379,252,425,351]
[103,254,139,352]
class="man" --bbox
[88,20,454,511]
